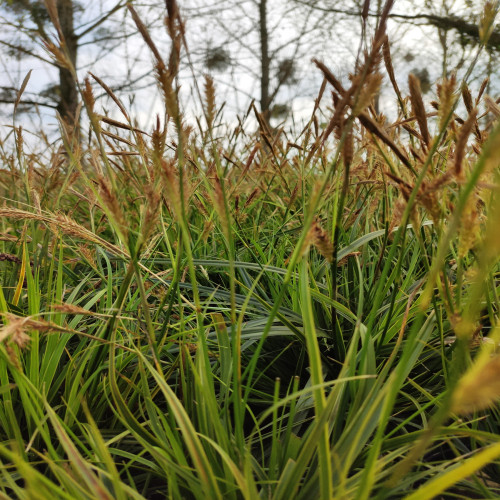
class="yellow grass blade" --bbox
[404,442,500,500]
[12,244,26,307]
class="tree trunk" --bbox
[56,0,78,125]
[259,0,271,120]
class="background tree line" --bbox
[0,0,498,132]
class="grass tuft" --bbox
[1,0,500,498]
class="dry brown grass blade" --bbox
[104,151,140,157]
[240,144,260,178]
[127,4,163,64]
[402,123,425,143]
[99,116,149,136]
[382,36,403,106]
[0,208,128,258]
[14,70,32,116]
[409,146,425,163]
[374,0,395,38]
[357,113,412,170]
[384,170,413,195]
[361,0,371,21]
[101,130,136,147]
[90,72,130,121]
[312,77,327,117]
[477,77,489,103]
[243,188,259,210]
[165,0,183,70]
[462,85,474,113]
[313,59,344,95]
[408,73,431,147]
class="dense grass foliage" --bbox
[1,1,500,498]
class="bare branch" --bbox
[0,40,55,65]
[0,98,58,110]
[76,0,127,40]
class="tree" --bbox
[182,0,499,125]
[0,0,129,125]
[293,0,500,91]
[54,0,78,122]
[182,0,323,122]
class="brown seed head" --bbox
[452,354,500,414]
[437,73,457,130]
[408,73,430,147]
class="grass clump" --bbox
[1,0,500,498]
